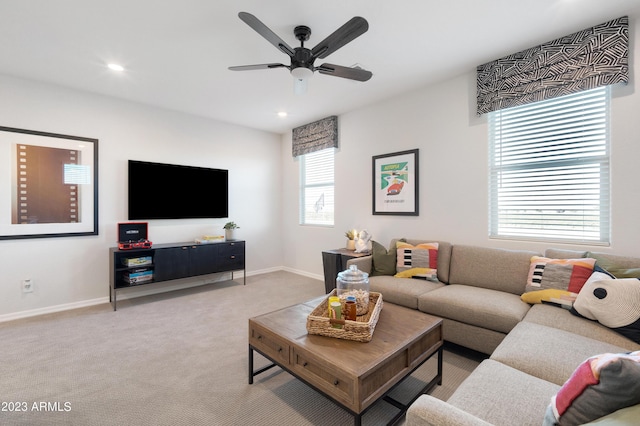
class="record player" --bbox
[118,222,152,250]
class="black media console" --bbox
[109,240,245,311]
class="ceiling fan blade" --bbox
[229,63,288,71]
[238,12,295,57]
[317,63,372,81]
[311,17,368,59]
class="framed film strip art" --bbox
[0,126,98,239]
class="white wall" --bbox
[0,75,282,319]
[3,13,640,319]
[281,16,640,276]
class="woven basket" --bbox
[306,290,383,342]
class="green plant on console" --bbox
[223,221,240,230]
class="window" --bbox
[300,148,334,226]
[489,86,610,244]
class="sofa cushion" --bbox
[525,256,596,294]
[448,245,539,295]
[446,359,560,426]
[369,275,443,310]
[406,394,495,426]
[571,273,640,344]
[440,318,508,355]
[582,404,640,425]
[545,248,587,259]
[523,304,640,350]
[543,351,640,426]
[490,321,629,386]
[418,284,530,334]
[345,255,372,275]
[547,248,640,279]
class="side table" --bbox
[321,248,370,293]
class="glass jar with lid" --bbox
[336,264,370,315]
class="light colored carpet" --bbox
[0,271,483,425]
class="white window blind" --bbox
[489,86,610,244]
[300,148,334,226]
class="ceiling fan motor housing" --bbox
[290,26,314,78]
[291,47,314,78]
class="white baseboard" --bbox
[0,267,322,323]
[281,267,323,281]
[0,297,108,323]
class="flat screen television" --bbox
[128,160,228,220]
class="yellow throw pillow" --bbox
[394,267,437,281]
[521,288,577,308]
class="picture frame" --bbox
[0,126,98,240]
[372,149,419,216]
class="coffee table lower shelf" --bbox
[249,344,442,426]
[248,300,443,426]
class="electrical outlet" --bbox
[22,279,34,293]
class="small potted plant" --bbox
[223,221,240,240]
[345,229,358,250]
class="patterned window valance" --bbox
[292,116,338,157]
[477,16,628,115]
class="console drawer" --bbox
[219,254,244,270]
[249,326,289,365]
[219,241,245,256]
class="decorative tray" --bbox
[306,289,383,342]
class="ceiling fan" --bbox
[229,12,373,91]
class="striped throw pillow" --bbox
[525,256,596,294]
[396,242,438,280]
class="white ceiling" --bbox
[1,1,638,134]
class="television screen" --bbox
[128,160,228,220]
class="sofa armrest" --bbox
[407,395,494,426]
[345,255,372,275]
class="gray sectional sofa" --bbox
[346,239,640,426]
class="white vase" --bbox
[225,229,235,240]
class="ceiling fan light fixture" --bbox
[290,66,313,80]
[294,78,308,95]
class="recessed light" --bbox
[277,111,288,118]
[107,63,125,72]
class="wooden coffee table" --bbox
[248,297,443,425]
